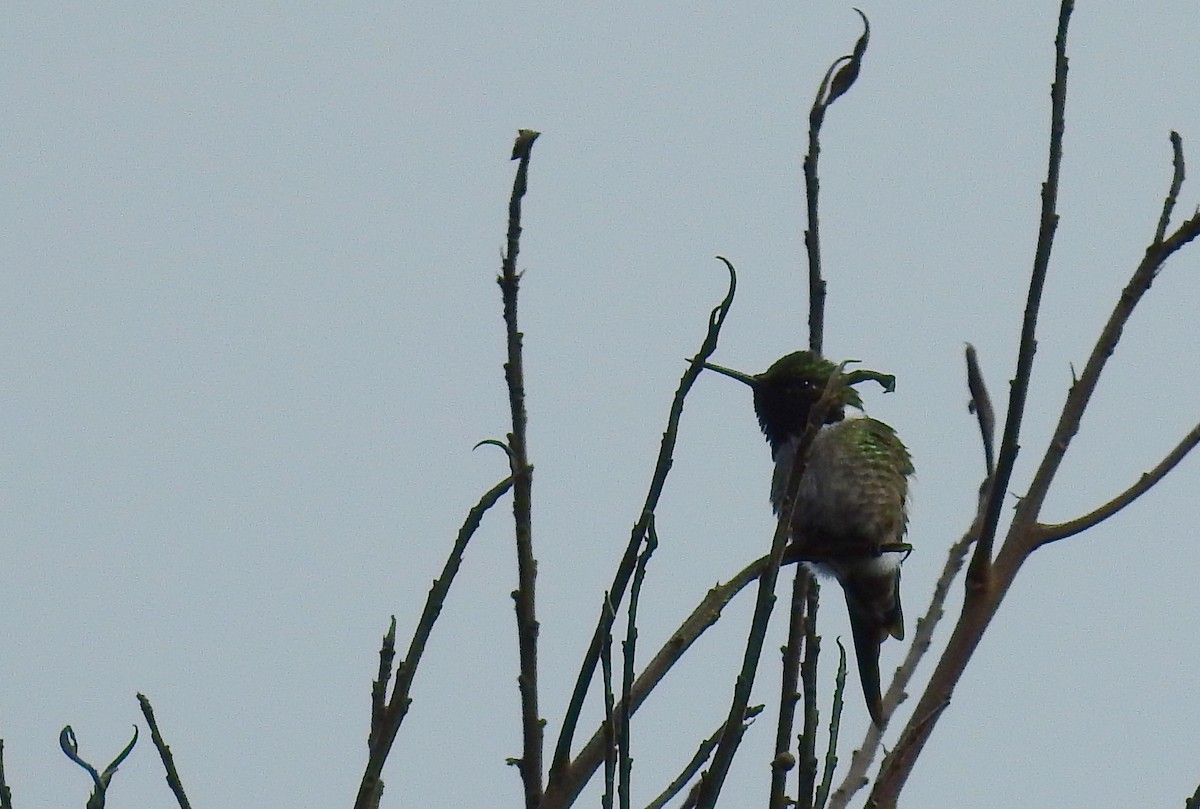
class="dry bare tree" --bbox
[7,3,1195,808]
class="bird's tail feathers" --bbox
[840,567,903,727]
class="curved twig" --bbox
[1036,422,1200,546]
[805,10,871,353]
[60,725,138,809]
[544,259,738,803]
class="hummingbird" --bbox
[703,351,913,726]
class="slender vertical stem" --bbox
[501,129,543,809]
[619,522,656,809]
[601,595,617,809]
[805,100,827,356]
[969,0,1072,583]
[769,571,810,809]
[795,580,822,809]
[813,639,848,809]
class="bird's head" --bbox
[703,350,895,452]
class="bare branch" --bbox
[970,0,1073,583]
[813,639,849,809]
[805,10,871,353]
[500,128,544,809]
[1153,131,1185,245]
[369,618,397,751]
[601,595,617,809]
[644,707,765,809]
[1017,141,1200,546]
[1036,422,1200,546]
[545,259,738,798]
[796,579,823,809]
[138,694,193,809]
[620,521,657,809]
[544,553,765,809]
[355,476,513,809]
[769,569,810,809]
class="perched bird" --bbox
[704,351,913,726]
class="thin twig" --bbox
[813,639,848,809]
[642,709,756,809]
[769,570,810,809]
[805,10,870,353]
[620,520,657,809]
[1153,132,1185,245]
[1036,422,1200,545]
[970,0,1073,584]
[369,618,397,750]
[138,694,192,809]
[867,7,1200,806]
[355,476,514,809]
[59,725,138,809]
[500,128,544,809]
[1016,140,1200,536]
[544,259,739,803]
[546,552,765,809]
[602,594,617,809]
[795,579,822,809]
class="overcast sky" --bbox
[3,3,1199,807]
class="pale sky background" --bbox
[3,3,1199,807]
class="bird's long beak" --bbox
[701,362,758,387]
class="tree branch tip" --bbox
[511,130,540,160]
